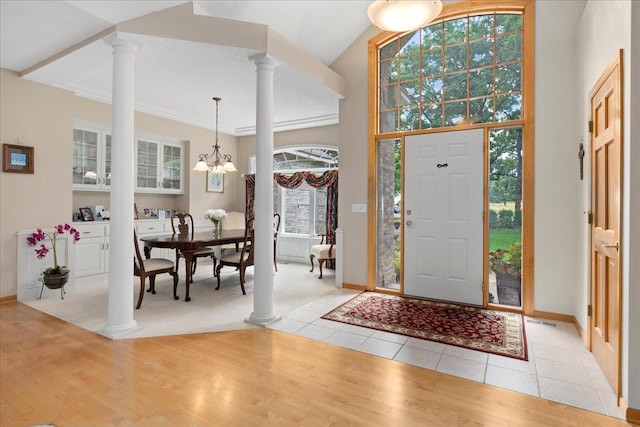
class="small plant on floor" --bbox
[26,224,81,275]
[489,241,521,280]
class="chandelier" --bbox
[367,0,443,33]
[193,97,237,174]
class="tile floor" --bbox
[267,290,625,420]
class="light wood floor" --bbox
[0,302,630,426]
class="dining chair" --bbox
[220,211,246,255]
[309,231,336,279]
[216,218,254,295]
[171,212,217,281]
[273,213,281,271]
[134,230,179,309]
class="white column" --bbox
[103,33,142,338]
[246,53,281,326]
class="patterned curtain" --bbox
[244,170,338,240]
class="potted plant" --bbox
[27,224,81,289]
[489,241,522,286]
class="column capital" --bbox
[249,52,279,68]
[104,32,143,51]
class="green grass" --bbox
[489,228,521,253]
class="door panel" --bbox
[590,52,621,395]
[404,129,483,305]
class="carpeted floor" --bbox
[24,262,341,339]
[322,292,528,360]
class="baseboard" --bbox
[623,400,640,425]
[572,316,588,344]
[342,282,365,291]
[0,295,17,304]
[532,310,575,324]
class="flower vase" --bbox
[213,220,221,236]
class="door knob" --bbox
[601,242,619,251]
[406,220,413,226]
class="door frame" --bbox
[588,49,624,398]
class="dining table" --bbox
[141,228,246,302]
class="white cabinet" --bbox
[74,220,173,279]
[72,126,112,190]
[74,223,109,277]
[135,137,184,194]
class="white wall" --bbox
[533,0,587,314]
[575,0,638,409]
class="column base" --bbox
[245,312,281,327]
[102,319,138,339]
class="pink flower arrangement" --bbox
[27,224,81,275]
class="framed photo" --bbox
[207,172,224,193]
[3,144,34,174]
[79,207,94,221]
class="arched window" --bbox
[249,146,339,236]
[378,13,523,132]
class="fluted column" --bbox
[246,53,281,326]
[103,33,142,338]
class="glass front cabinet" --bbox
[73,125,184,194]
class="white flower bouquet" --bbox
[205,209,227,225]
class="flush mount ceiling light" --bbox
[193,97,237,174]
[368,0,443,32]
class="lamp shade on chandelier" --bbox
[193,97,237,174]
[368,0,443,33]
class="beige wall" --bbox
[0,68,241,297]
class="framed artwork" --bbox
[3,144,34,174]
[207,172,224,193]
[79,207,94,221]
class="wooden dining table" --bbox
[141,228,246,302]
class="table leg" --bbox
[183,250,194,302]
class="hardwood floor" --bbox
[0,302,629,426]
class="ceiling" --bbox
[0,1,374,136]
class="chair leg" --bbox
[212,255,217,277]
[215,264,223,290]
[136,277,146,309]
[239,267,246,295]
[148,275,157,294]
[274,241,278,271]
[171,271,179,301]
[191,257,197,278]
[318,259,325,279]
[310,254,315,272]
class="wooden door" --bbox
[404,130,484,305]
[590,51,622,395]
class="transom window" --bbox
[378,13,523,133]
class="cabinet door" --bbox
[73,127,100,189]
[136,138,159,191]
[75,237,105,277]
[161,142,183,192]
[103,134,112,188]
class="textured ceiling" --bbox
[0,1,373,135]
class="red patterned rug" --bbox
[322,292,527,360]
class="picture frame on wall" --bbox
[2,144,34,174]
[207,172,224,193]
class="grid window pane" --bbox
[470,38,494,68]
[421,103,443,129]
[400,54,421,81]
[445,17,467,45]
[444,44,467,72]
[380,110,398,133]
[380,59,398,84]
[421,49,442,77]
[469,14,494,40]
[496,14,522,34]
[380,85,398,110]
[398,31,421,55]
[469,67,494,97]
[496,63,521,93]
[495,93,522,121]
[422,77,443,104]
[399,106,420,131]
[496,33,522,63]
[470,97,494,123]
[444,72,467,101]
[400,80,421,106]
[422,23,443,50]
[444,101,467,127]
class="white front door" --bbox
[404,129,484,305]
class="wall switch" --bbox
[352,203,367,213]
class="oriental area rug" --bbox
[322,292,528,361]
